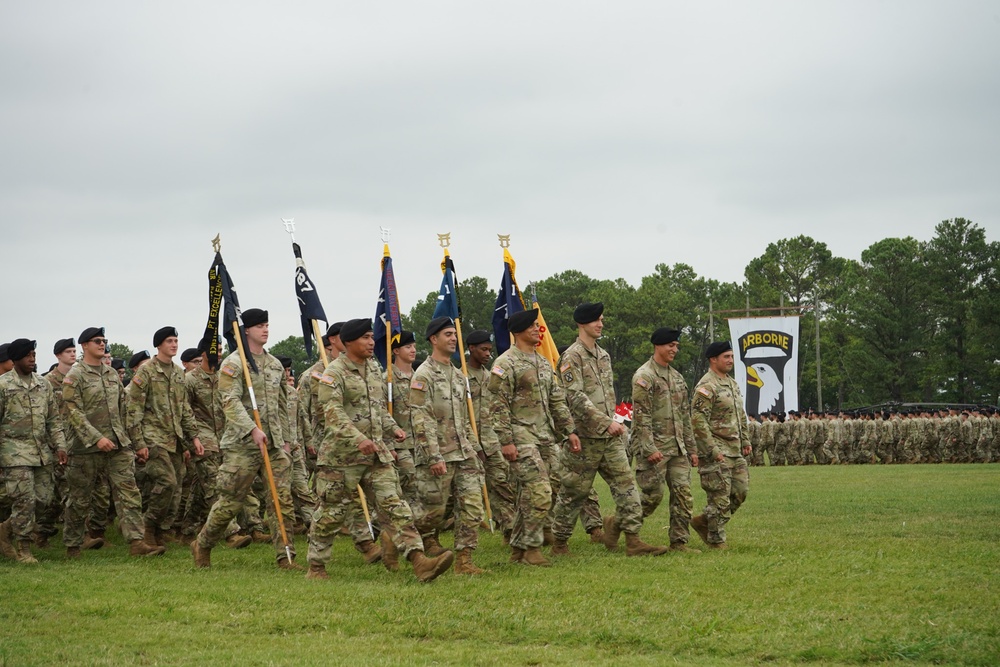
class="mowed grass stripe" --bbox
[2,464,998,666]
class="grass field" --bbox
[2,464,999,666]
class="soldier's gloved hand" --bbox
[57,451,69,465]
[647,451,664,464]
[501,444,518,462]
[567,433,582,453]
[430,461,447,476]
[357,439,377,455]
[96,437,116,452]
[606,422,626,437]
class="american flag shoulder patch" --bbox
[132,374,144,387]
[221,366,237,377]
[560,362,571,373]
[697,386,712,397]
[320,374,335,385]
[635,377,649,390]
[63,376,74,385]
[491,366,505,377]
[311,371,324,381]
[410,380,426,391]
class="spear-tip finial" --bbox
[211,234,221,253]
[498,234,511,248]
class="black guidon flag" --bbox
[292,242,328,359]
[200,251,257,373]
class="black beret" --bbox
[392,331,416,349]
[705,340,732,359]
[466,330,492,346]
[242,308,268,328]
[425,317,455,340]
[79,327,105,344]
[508,309,539,334]
[0,343,8,363]
[573,302,604,324]
[326,322,345,339]
[111,359,126,371]
[276,355,293,369]
[7,339,36,361]
[180,348,201,363]
[650,328,681,345]
[153,326,178,348]
[53,338,75,355]
[128,350,151,369]
[340,318,373,343]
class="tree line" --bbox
[270,218,997,410]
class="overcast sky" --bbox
[2,2,998,359]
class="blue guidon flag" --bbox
[292,242,328,359]
[491,249,525,355]
[374,250,402,369]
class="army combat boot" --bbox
[453,549,486,575]
[81,532,105,550]
[521,547,551,567]
[381,532,399,572]
[669,542,701,553]
[601,515,622,551]
[130,540,166,557]
[305,561,329,580]
[690,514,710,545]
[588,527,605,544]
[144,524,160,548]
[16,540,38,564]
[355,539,383,565]
[225,534,252,549]
[625,533,669,557]
[509,547,525,563]
[0,520,18,561]
[191,540,211,567]
[422,533,445,558]
[277,556,303,571]
[550,538,571,556]
[409,548,455,583]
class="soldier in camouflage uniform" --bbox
[192,309,299,570]
[62,327,165,558]
[387,331,419,510]
[0,339,65,564]
[690,341,751,549]
[489,309,579,566]
[771,413,789,466]
[410,317,487,574]
[277,356,318,531]
[305,318,454,583]
[629,328,700,552]
[550,303,666,557]
[127,326,204,548]
[466,329,516,538]
[35,337,77,547]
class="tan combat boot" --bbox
[16,540,38,564]
[251,530,270,543]
[277,556,303,571]
[690,514,710,545]
[356,539,383,565]
[0,520,18,560]
[453,549,486,575]
[143,524,160,548]
[409,549,455,583]
[602,515,622,551]
[34,534,49,549]
[521,547,551,567]
[624,533,669,557]
[225,534,252,549]
[550,539,570,556]
[542,528,555,546]
[422,533,446,558]
[588,527,605,544]
[509,547,524,563]
[130,540,166,557]
[81,533,105,550]
[191,540,211,567]
[669,542,701,553]
[305,561,329,580]
[708,541,729,550]
[380,532,399,572]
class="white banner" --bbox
[727,316,799,417]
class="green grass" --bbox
[3,464,999,666]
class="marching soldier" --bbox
[690,341,751,550]
[36,337,77,547]
[387,331,419,510]
[630,327,700,553]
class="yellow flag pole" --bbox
[231,321,294,563]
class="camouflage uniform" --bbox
[488,346,575,550]
[287,386,318,526]
[771,418,789,466]
[126,358,200,534]
[630,357,695,545]
[307,355,423,566]
[468,364,516,534]
[550,337,644,541]
[62,361,146,546]
[410,357,485,551]
[793,417,810,464]
[0,370,65,543]
[691,370,750,545]
[196,351,296,562]
[386,364,418,510]
[36,367,71,540]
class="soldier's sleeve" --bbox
[630,370,657,459]
[61,372,103,450]
[320,370,368,449]
[734,386,751,450]
[297,393,313,449]
[379,381,400,437]
[548,376,576,441]
[408,376,442,465]
[276,365,289,445]
[488,362,515,447]
[219,362,255,439]
[690,381,722,461]
[178,373,201,447]
[561,349,613,434]
[679,381,695,454]
[44,382,67,453]
[298,376,314,440]
[124,366,150,449]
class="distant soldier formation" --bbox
[2,301,993,576]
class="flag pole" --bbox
[439,233,493,532]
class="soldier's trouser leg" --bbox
[664,455,695,544]
[64,454,98,548]
[550,441,601,541]
[545,443,601,534]
[183,451,223,536]
[508,444,551,551]
[105,448,146,542]
[174,456,196,530]
[699,456,748,545]
[394,449,419,513]
[3,466,53,542]
[144,447,184,531]
[596,441,643,535]
[36,463,65,539]
[482,448,516,534]
[87,467,112,533]
[635,456,665,518]
[413,462,455,536]
[290,446,318,526]
[415,459,485,551]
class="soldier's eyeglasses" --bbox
[90,339,108,346]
